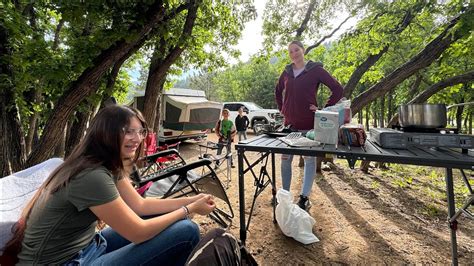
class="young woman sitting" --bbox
[3,105,216,265]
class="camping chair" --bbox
[197,141,232,188]
[132,149,234,228]
[144,132,181,166]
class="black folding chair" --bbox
[131,149,234,228]
[197,141,232,188]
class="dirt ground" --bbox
[177,132,474,265]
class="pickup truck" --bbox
[223,102,283,134]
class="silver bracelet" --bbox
[182,206,190,220]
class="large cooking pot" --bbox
[398,102,474,128]
[399,104,447,128]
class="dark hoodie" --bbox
[275,60,343,130]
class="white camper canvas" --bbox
[132,88,223,142]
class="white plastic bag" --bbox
[275,189,320,244]
[323,97,352,126]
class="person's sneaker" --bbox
[321,164,331,171]
[297,195,312,211]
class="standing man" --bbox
[235,107,250,141]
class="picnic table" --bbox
[235,134,474,265]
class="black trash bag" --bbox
[185,228,258,266]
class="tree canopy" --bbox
[0,0,253,176]
[1,0,473,177]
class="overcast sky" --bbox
[233,1,357,63]
[232,1,266,63]
[131,2,358,84]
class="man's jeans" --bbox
[237,131,247,141]
[64,219,200,265]
[281,154,316,197]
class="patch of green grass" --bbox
[393,176,409,188]
[423,186,443,201]
[421,204,442,217]
[379,170,391,178]
[414,167,427,175]
[370,180,380,190]
[388,166,414,188]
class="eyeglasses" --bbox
[123,127,148,139]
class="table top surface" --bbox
[235,135,474,170]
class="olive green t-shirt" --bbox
[18,167,119,265]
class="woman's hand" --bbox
[189,194,206,202]
[309,104,318,112]
[187,194,216,216]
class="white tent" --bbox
[161,88,222,131]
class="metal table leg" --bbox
[445,168,458,265]
[272,152,277,223]
[238,148,246,245]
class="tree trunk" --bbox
[379,96,385,128]
[54,126,67,158]
[387,89,393,125]
[142,1,199,128]
[26,3,168,167]
[372,103,378,128]
[468,112,472,134]
[153,81,165,134]
[455,97,464,132]
[365,105,370,131]
[343,4,423,98]
[65,110,91,157]
[25,91,41,155]
[344,46,388,98]
[408,72,423,98]
[351,10,471,115]
[0,25,26,177]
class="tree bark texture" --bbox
[468,112,472,134]
[351,10,471,115]
[379,96,385,128]
[26,2,167,167]
[0,25,26,177]
[343,46,388,98]
[387,89,393,123]
[153,81,165,134]
[25,90,41,155]
[365,105,369,130]
[409,72,423,99]
[142,1,199,129]
[455,102,464,132]
[343,3,423,98]
[65,109,91,157]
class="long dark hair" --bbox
[1,105,147,264]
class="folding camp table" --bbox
[236,135,474,265]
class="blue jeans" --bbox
[65,219,200,266]
[281,154,316,197]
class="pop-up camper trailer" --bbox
[133,88,223,143]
